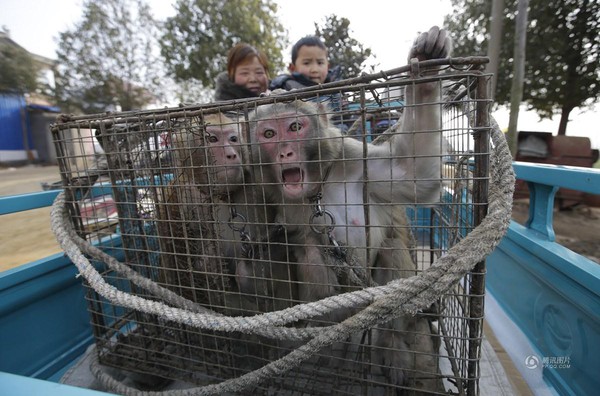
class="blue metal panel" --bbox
[514,161,600,195]
[0,225,125,381]
[488,224,600,396]
[0,188,126,380]
[0,372,113,395]
[0,184,119,216]
[525,182,559,241]
[488,162,600,396]
[0,254,94,379]
[0,190,62,215]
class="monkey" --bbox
[233,223,301,312]
[250,26,449,298]
[247,26,451,391]
[370,230,445,394]
[156,112,297,315]
[156,113,245,311]
[365,27,449,394]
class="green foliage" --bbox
[314,15,374,79]
[55,0,164,113]
[0,30,39,93]
[445,0,600,134]
[161,0,287,87]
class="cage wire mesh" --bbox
[52,57,492,395]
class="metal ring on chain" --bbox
[228,211,248,232]
[309,209,336,234]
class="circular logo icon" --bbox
[525,355,540,369]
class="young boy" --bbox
[269,36,341,91]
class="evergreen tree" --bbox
[445,0,600,135]
[55,0,164,113]
[0,29,39,93]
[161,0,287,88]
[315,15,375,79]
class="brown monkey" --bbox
[367,26,449,393]
[371,234,445,394]
[157,113,295,314]
[156,113,246,312]
[250,26,450,297]
[249,26,451,390]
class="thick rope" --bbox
[51,121,514,395]
[59,216,321,341]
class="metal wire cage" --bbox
[52,57,492,395]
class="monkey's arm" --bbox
[368,26,451,204]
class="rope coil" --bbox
[51,119,514,395]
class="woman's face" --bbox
[233,56,268,94]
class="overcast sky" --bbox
[0,0,452,70]
[1,0,598,147]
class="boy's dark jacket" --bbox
[269,66,342,91]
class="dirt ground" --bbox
[1,164,599,272]
[0,165,64,272]
[511,199,600,263]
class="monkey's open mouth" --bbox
[282,168,303,186]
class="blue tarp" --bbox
[0,94,28,151]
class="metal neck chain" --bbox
[309,192,343,258]
[228,205,254,259]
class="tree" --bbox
[486,0,505,98]
[507,0,529,156]
[314,15,375,79]
[161,0,287,88]
[55,0,164,114]
[445,0,600,135]
[0,29,39,93]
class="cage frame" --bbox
[50,56,497,396]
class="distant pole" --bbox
[507,0,529,158]
[19,98,35,163]
[487,0,505,100]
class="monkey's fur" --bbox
[156,113,296,315]
[154,26,450,393]
[244,26,450,393]
[156,113,243,312]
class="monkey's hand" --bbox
[408,25,452,63]
[268,88,288,96]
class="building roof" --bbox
[0,31,56,66]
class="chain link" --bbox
[228,206,254,258]
[309,192,344,258]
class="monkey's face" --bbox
[205,124,245,186]
[253,112,320,201]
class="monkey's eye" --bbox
[207,135,218,143]
[263,129,275,139]
[229,135,238,143]
[289,121,302,132]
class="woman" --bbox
[214,43,270,101]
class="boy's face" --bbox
[234,56,269,94]
[289,45,328,84]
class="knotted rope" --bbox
[51,119,514,395]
